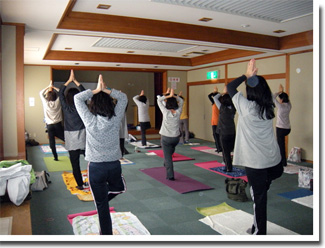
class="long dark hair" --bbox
[166,97,179,110]
[89,92,116,119]
[246,76,275,120]
[66,88,80,106]
[46,90,58,101]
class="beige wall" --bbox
[2,25,18,158]
[289,52,313,160]
[188,54,313,161]
[24,66,52,144]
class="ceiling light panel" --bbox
[151,0,313,23]
[93,38,196,53]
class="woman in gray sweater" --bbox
[227,59,283,235]
[74,75,128,235]
[157,88,183,180]
[274,84,292,167]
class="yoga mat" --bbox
[148,149,195,162]
[140,167,213,194]
[183,142,200,146]
[196,202,236,216]
[292,195,313,208]
[40,144,68,154]
[71,212,150,235]
[129,141,161,149]
[120,158,135,165]
[62,170,90,197]
[43,156,72,172]
[199,210,298,235]
[194,161,248,182]
[191,146,223,157]
[67,208,115,225]
[278,188,313,200]
[210,166,246,178]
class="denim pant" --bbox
[245,163,283,235]
[161,135,179,179]
[88,160,126,235]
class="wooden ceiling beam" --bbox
[58,11,280,50]
[44,50,192,66]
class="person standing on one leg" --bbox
[227,59,283,235]
[179,94,190,144]
[133,90,151,147]
[74,75,128,235]
[157,88,183,180]
[208,88,222,152]
[39,81,65,161]
[213,86,236,172]
[273,84,292,167]
[59,70,86,190]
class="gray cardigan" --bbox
[133,95,150,122]
[74,89,128,162]
[157,95,183,137]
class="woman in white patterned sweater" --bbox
[74,75,128,235]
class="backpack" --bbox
[225,178,248,202]
[31,171,51,191]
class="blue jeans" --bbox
[88,160,126,235]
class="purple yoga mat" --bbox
[140,167,213,194]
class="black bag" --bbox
[225,178,248,202]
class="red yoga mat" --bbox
[148,149,195,162]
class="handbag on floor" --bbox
[225,178,248,202]
[31,171,51,191]
[298,168,313,189]
[287,147,302,163]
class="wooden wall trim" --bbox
[16,25,26,159]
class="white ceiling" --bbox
[0,0,317,70]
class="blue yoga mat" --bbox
[278,188,313,200]
[209,166,246,177]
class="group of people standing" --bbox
[39,58,292,235]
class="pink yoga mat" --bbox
[140,167,213,194]
[148,149,195,162]
[194,161,248,182]
[67,207,115,224]
[191,146,213,151]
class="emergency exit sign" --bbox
[207,71,219,80]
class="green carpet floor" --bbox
[26,138,314,237]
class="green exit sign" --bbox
[207,71,219,80]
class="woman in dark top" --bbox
[59,70,86,190]
[213,86,236,172]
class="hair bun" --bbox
[247,75,259,88]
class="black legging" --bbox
[276,127,291,166]
[69,149,85,187]
[47,122,64,160]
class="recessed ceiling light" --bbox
[65,47,72,50]
[273,30,286,33]
[97,4,111,10]
[116,64,120,66]
[199,17,213,22]
[75,63,79,65]
[127,51,135,53]
[241,24,250,28]
[154,66,159,68]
